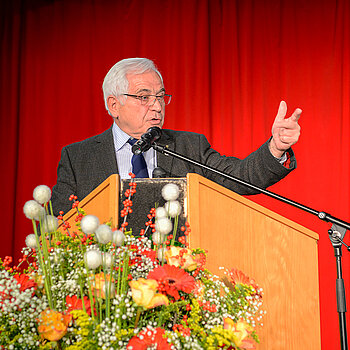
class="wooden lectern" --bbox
[62,173,321,350]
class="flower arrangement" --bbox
[0,176,264,349]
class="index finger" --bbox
[289,108,302,122]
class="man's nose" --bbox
[149,97,162,112]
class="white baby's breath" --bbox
[95,224,113,244]
[33,185,51,204]
[164,200,182,217]
[84,249,102,270]
[155,217,172,235]
[25,234,37,249]
[23,200,45,221]
[161,183,180,201]
[112,230,125,246]
[80,215,100,234]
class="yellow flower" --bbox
[165,246,197,271]
[91,272,115,299]
[129,278,168,309]
[37,309,72,342]
[223,318,254,348]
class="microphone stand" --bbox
[152,142,349,350]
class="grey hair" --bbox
[102,58,163,113]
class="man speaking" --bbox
[51,58,301,216]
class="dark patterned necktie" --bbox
[127,138,149,178]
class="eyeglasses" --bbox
[122,93,172,106]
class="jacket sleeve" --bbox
[198,134,296,195]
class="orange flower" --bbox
[223,318,255,349]
[227,268,262,297]
[165,246,197,271]
[66,295,92,316]
[37,309,72,342]
[148,264,196,300]
[129,278,169,309]
[13,274,36,292]
[127,327,173,349]
[91,272,115,299]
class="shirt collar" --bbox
[112,122,132,151]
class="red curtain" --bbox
[1,0,349,347]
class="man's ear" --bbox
[107,95,120,117]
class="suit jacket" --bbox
[51,126,296,215]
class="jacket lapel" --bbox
[93,126,119,178]
[156,130,175,176]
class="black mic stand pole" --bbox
[152,142,349,350]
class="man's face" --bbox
[108,70,165,139]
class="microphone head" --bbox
[152,167,167,178]
[131,127,162,155]
[143,126,162,141]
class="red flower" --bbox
[148,265,196,300]
[127,327,172,349]
[13,273,36,292]
[227,268,262,297]
[65,295,92,316]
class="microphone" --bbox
[152,167,167,178]
[132,127,162,155]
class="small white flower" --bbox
[42,215,58,232]
[33,185,51,204]
[25,234,37,249]
[152,231,166,245]
[164,200,182,217]
[112,230,125,246]
[95,224,113,244]
[161,183,180,201]
[157,247,167,262]
[155,217,172,235]
[23,200,45,221]
[155,207,167,219]
[80,215,100,234]
[84,250,102,269]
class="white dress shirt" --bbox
[112,122,157,178]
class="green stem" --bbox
[32,220,53,309]
[134,307,142,328]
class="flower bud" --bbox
[84,249,102,269]
[155,217,172,235]
[102,252,113,268]
[42,215,58,232]
[152,231,166,245]
[33,185,52,204]
[161,183,180,201]
[157,247,167,262]
[25,234,37,249]
[112,230,125,246]
[23,200,45,221]
[164,200,182,217]
[80,215,100,234]
[95,224,113,244]
[155,207,167,219]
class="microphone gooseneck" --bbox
[132,127,162,155]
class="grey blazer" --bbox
[51,126,296,215]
